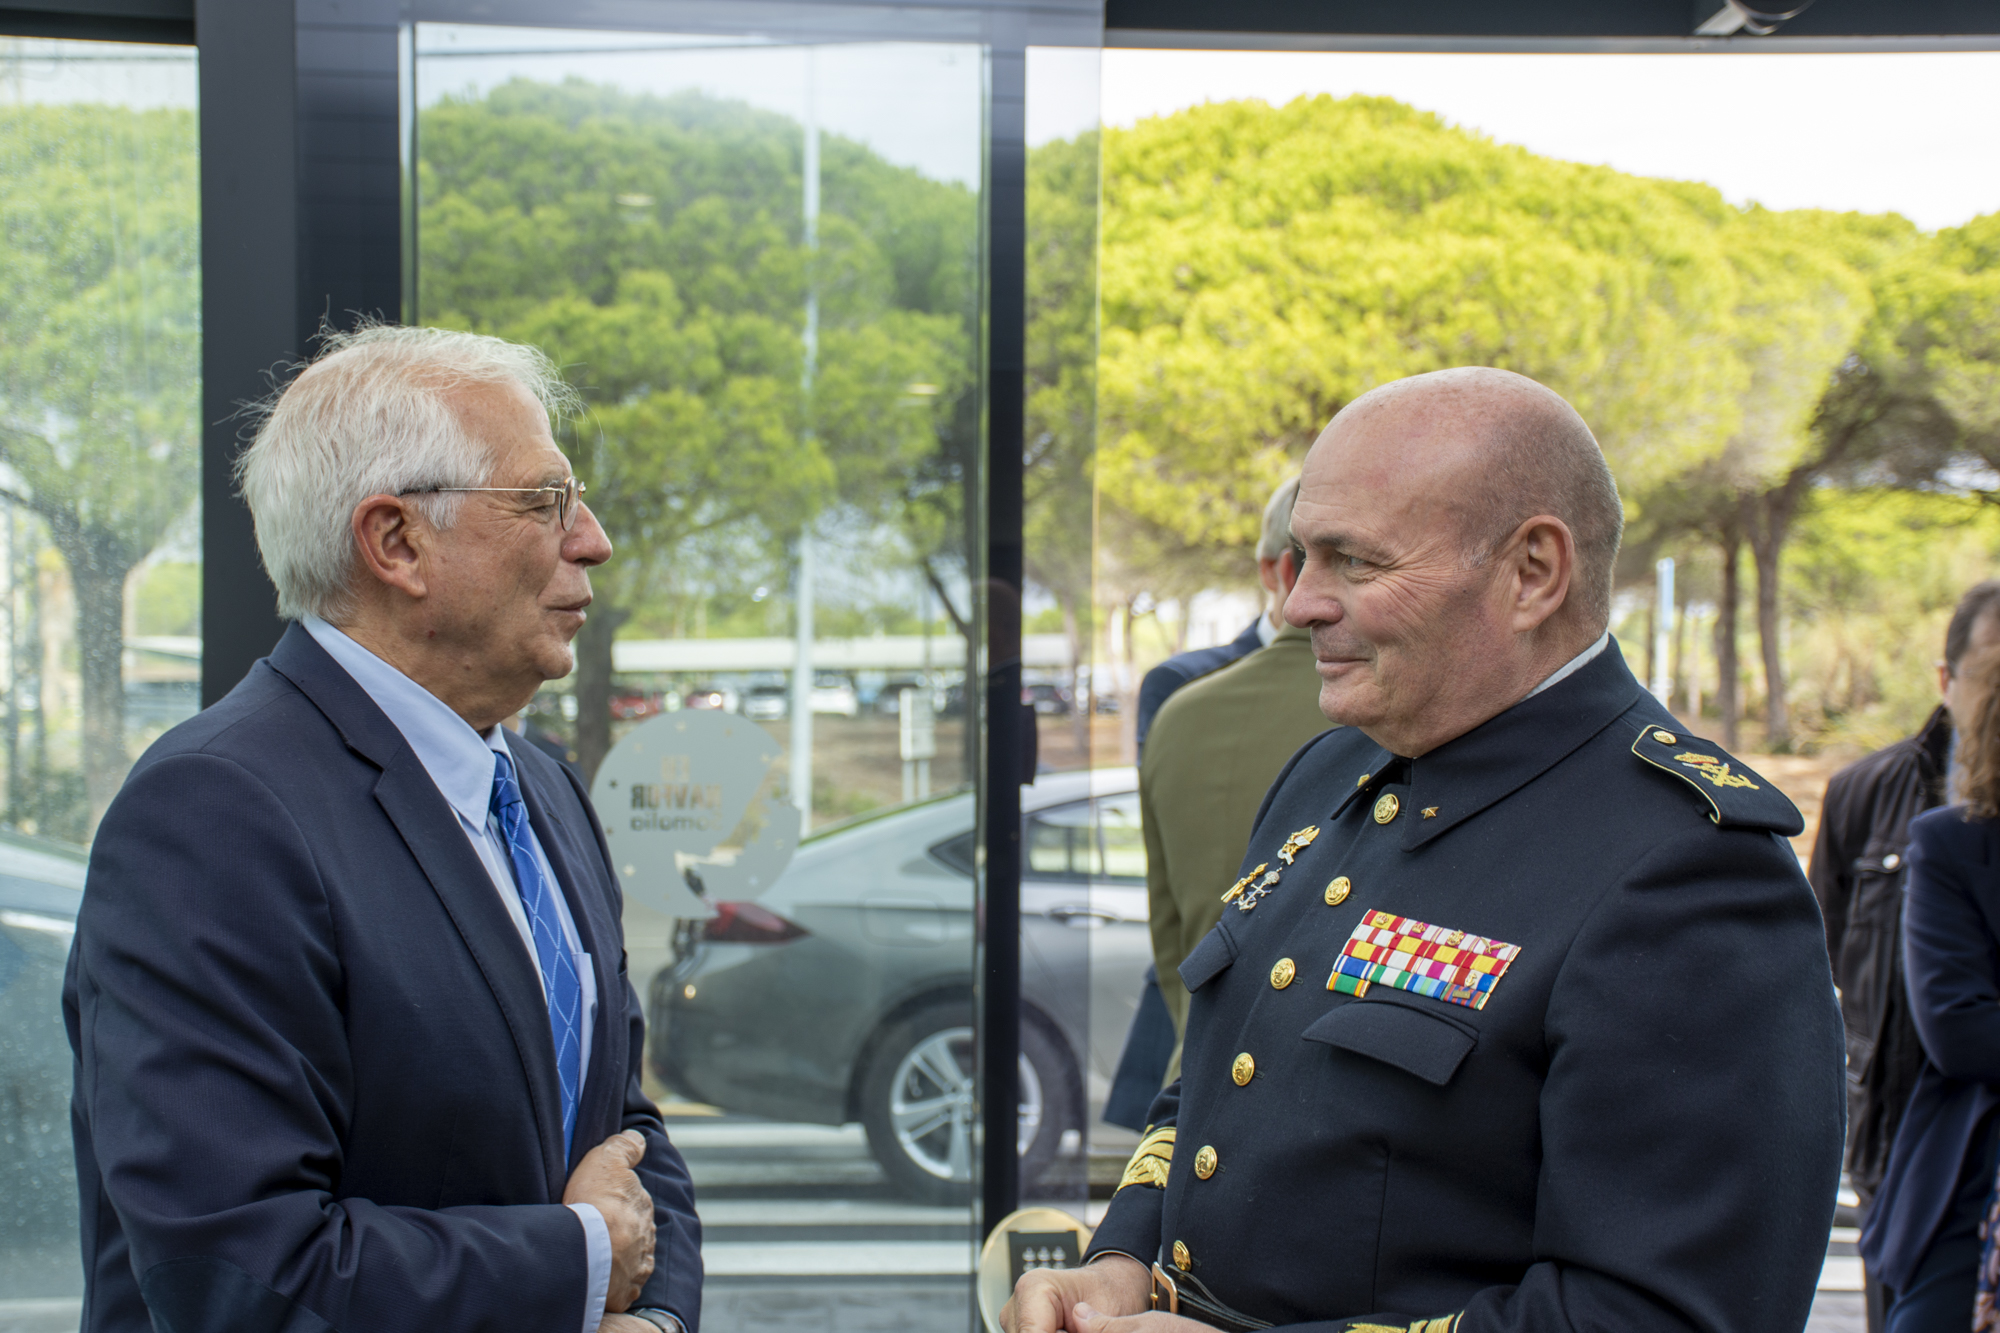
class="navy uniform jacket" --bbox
[65,625,701,1333]
[1087,644,1844,1333]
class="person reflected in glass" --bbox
[66,325,699,1333]
[1863,643,2000,1333]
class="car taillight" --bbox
[702,901,808,944]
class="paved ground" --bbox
[687,1115,1871,1333]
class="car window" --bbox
[929,829,978,877]
[1023,795,1146,882]
[1096,793,1146,882]
[1026,799,1098,878]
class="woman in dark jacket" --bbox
[1862,644,2000,1331]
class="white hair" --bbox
[235,324,579,622]
[1256,475,1301,561]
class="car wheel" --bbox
[859,1000,1076,1205]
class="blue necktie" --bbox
[489,748,582,1159]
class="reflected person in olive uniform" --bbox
[1004,367,1845,1333]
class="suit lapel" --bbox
[269,626,570,1197]
[511,741,625,1173]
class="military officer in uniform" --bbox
[1003,367,1844,1333]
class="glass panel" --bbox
[1027,798,1097,877]
[1084,44,2000,1323]
[1019,41,1115,1220]
[0,35,200,1315]
[1095,792,1145,882]
[413,21,992,1319]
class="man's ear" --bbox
[1505,515,1574,633]
[351,495,429,600]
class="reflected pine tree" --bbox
[419,79,976,779]
[0,103,200,836]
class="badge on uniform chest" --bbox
[1329,909,1521,1011]
[1220,825,1319,913]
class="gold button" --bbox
[1373,792,1400,824]
[1270,957,1296,989]
[1652,729,1677,744]
[1231,1052,1255,1085]
[1194,1145,1218,1179]
[1173,1240,1191,1271]
[1356,773,1371,788]
[1325,876,1351,905]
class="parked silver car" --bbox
[647,770,1150,1203]
[0,831,85,1300]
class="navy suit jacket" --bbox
[1134,618,1264,755]
[64,625,701,1333]
[1862,803,2000,1292]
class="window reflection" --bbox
[0,34,200,1311]
[415,25,995,1312]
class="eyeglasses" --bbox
[399,477,587,530]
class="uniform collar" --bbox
[1327,637,1647,850]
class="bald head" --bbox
[1284,368,1625,756]
[1330,368,1621,633]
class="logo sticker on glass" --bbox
[590,712,801,919]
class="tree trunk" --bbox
[58,534,133,836]
[1716,519,1742,751]
[1673,576,1688,718]
[1061,599,1088,756]
[1747,488,1799,753]
[1117,599,1138,765]
[572,602,632,784]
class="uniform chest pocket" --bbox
[1178,926,1238,993]
[1302,997,1478,1087]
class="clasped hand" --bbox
[1001,1254,1217,1333]
[563,1129,657,1312]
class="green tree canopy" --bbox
[1091,94,1755,557]
[418,78,978,774]
[0,101,200,830]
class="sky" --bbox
[1094,48,2000,233]
[7,36,1997,231]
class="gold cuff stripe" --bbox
[1116,1126,1176,1193]
[1349,1315,1457,1333]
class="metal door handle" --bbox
[1047,904,1119,928]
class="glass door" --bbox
[0,34,201,1320]
[411,20,997,1325]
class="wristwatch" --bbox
[626,1310,683,1333]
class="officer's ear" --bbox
[1280,545,1304,597]
[1498,514,1573,635]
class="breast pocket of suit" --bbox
[1301,996,1478,1087]
[1177,925,1238,994]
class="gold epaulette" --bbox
[1117,1125,1175,1193]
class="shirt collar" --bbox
[1529,630,1611,698]
[302,617,506,828]
[1255,612,1280,649]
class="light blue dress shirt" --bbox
[303,617,611,1333]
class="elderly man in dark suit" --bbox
[1006,367,1843,1333]
[65,326,699,1333]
